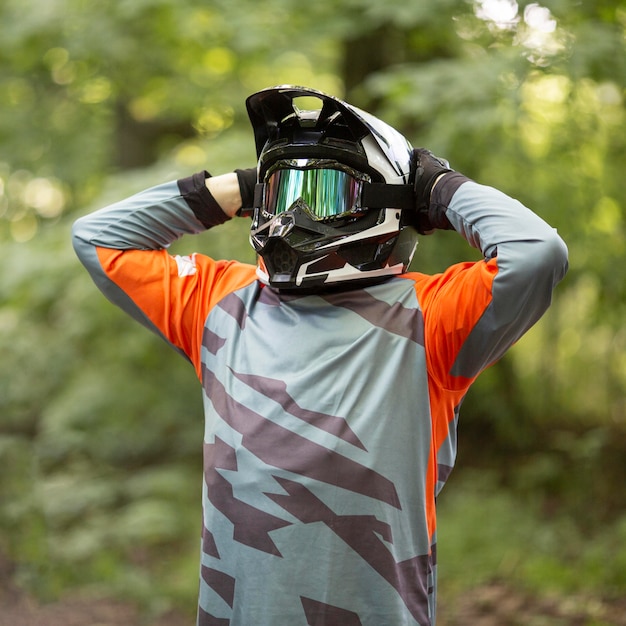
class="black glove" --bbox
[410,148,454,234]
[235,168,257,217]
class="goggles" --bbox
[263,160,370,221]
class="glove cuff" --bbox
[430,171,471,207]
[427,171,472,231]
[177,171,231,229]
[235,168,257,216]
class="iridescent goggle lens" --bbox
[264,166,367,221]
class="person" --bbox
[72,85,568,626]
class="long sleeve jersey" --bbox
[72,170,568,626]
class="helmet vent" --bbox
[293,96,323,115]
[267,239,299,275]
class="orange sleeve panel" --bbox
[411,257,498,392]
[95,247,257,379]
[408,258,499,541]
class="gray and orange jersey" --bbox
[72,171,567,626]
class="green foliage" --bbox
[438,470,626,599]
[0,222,204,609]
[1,0,625,614]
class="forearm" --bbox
[71,170,252,358]
[205,172,242,219]
[432,173,568,272]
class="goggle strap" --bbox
[253,182,264,207]
[361,183,414,210]
[250,179,414,214]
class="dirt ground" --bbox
[436,582,626,626]
[1,554,625,626]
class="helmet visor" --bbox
[264,162,369,221]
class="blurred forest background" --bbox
[1,0,625,624]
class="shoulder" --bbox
[401,259,497,309]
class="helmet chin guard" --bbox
[245,85,417,290]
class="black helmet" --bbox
[246,85,417,290]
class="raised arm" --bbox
[71,171,246,252]
[71,169,257,369]
[411,149,569,383]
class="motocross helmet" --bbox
[245,85,417,290]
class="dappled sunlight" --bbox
[474,0,520,30]
[474,0,565,63]
[193,105,235,137]
[0,167,69,242]
[592,196,623,236]
[518,4,565,64]
[241,51,342,97]
[43,47,76,86]
[173,142,210,169]
[201,47,237,77]
[77,76,113,105]
[524,3,557,33]
[24,177,66,219]
[518,73,570,157]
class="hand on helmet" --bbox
[411,148,453,235]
